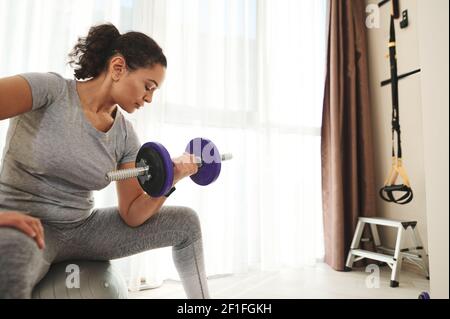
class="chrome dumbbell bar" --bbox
[106,153,233,182]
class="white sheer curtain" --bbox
[0,0,327,292]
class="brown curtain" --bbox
[321,0,377,271]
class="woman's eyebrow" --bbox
[147,79,159,88]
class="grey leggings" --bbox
[0,206,210,299]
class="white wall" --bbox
[366,0,449,298]
[366,0,428,258]
[416,0,449,299]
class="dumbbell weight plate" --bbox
[135,142,174,197]
[185,138,222,186]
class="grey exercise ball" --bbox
[32,260,128,299]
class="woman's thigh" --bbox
[55,205,203,261]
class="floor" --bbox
[128,262,429,299]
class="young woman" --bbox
[0,23,210,299]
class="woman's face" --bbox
[110,56,166,113]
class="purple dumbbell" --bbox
[105,138,232,196]
[135,142,174,197]
[185,138,224,186]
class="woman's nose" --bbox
[144,93,152,104]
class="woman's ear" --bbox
[110,55,127,81]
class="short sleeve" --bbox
[18,72,66,111]
[119,120,141,164]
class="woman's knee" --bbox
[0,228,46,298]
[174,206,203,248]
[182,206,202,235]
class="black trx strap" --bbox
[379,5,414,205]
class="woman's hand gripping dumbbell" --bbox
[106,138,233,197]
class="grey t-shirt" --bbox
[0,72,141,223]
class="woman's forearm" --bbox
[125,193,167,227]
[124,154,197,227]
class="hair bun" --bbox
[68,23,167,80]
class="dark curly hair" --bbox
[68,23,167,80]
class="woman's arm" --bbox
[115,161,166,227]
[116,153,198,227]
[125,192,167,227]
[0,76,33,120]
